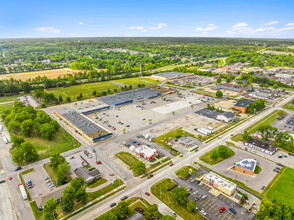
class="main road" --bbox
[68,94,293,220]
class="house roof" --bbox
[235,159,257,172]
[196,108,235,120]
[235,99,255,108]
[35,183,69,208]
[75,167,101,183]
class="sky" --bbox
[0,0,294,39]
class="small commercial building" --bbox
[75,167,101,183]
[135,145,157,160]
[150,72,193,81]
[202,172,237,196]
[234,159,257,176]
[72,100,110,115]
[232,99,255,113]
[55,108,112,143]
[245,138,278,155]
[35,184,69,209]
[216,83,243,92]
[196,108,236,123]
[249,92,272,100]
[178,136,201,147]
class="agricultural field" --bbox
[46,77,159,101]
[0,68,87,81]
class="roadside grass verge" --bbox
[0,103,14,112]
[199,145,235,165]
[245,110,287,133]
[231,133,243,142]
[282,101,294,112]
[175,166,197,179]
[87,178,107,188]
[115,152,139,169]
[254,165,262,174]
[151,178,202,220]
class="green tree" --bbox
[216,90,223,98]
[186,200,196,212]
[217,145,229,158]
[66,97,71,103]
[113,201,130,219]
[132,160,146,175]
[39,123,56,140]
[50,154,66,170]
[210,149,219,160]
[92,90,97,96]
[144,204,161,220]
[11,141,38,164]
[75,187,87,203]
[20,119,34,136]
[43,198,57,220]
[58,95,63,103]
[101,212,118,220]
[41,103,47,108]
[62,186,75,213]
[172,186,188,205]
[56,162,71,184]
[242,130,251,141]
[216,77,222,84]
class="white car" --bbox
[200,210,207,216]
[193,190,198,195]
[169,210,177,217]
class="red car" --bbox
[96,161,102,164]
[9,177,12,181]
[219,207,225,213]
[169,163,174,166]
[145,192,150,196]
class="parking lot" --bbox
[272,111,294,134]
[174,173,255,220]
[22,166,53,200]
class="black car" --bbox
[261,186,265,190]
[120,196,128,201]
[195,180,200,184]
[147,174,153,179]
[15,166,22,171]
[273,169,279,173]
[194,196,200,201]
[110,202,116,208]
[0,180,5,184]
[276,163,284,167]
[230,208,237,214]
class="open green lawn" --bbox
[24,127,81,160]
[43,163,59,186]
[151,178,202,220]
[231,133,243,142]
[254,165,262,174]
[87,178,107,188]
[0,103,14,113]
[282,102,294,112]
[199,145,235,165]
[246,110,287,133]
[46,77,159,101]
[265,167,294,208]
[115,152,139,169]
[175,166,197,179]
[153,128,194,155]
[0,94,19,103]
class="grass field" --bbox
[254,165,262,174]
[0,95,19,103]
[199,145,235,165]
[0,68,87,81]
[24,127,81,161]
[265,167,294,208]
[245,110,287,133]
[46,77,159,101]
[175,166,197,179]
[0,103,14,112]
[231,133,243,142]
[283,101,294,112]
[115,152,139,170]
[151,178,202,220]
[153,128,194,155]
[87,178,107,188]
[44,163,59,186]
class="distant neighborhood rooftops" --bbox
[235,159,257,172]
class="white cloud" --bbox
[256,27,275,32]
[129,26,144,30]
[278,26,294,31]
[142,29,147,33]
[36,27,60,34]
[264,21,278,26]
[232,22,248,30]
[195,24,218,31]
[78,22,85,26]
[286,23,294,26]
[150,23,167,29]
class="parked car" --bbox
[110,203,116,208]
[0,180,5,184]
[147,174,153,179]
[96,161,102,164]
[199,182,203,186]
[188,188,192,192]
[230,207,237,214]
[145,192,150,196]
[200,210,207,216]
[193,190,198,195]
[44,176,50,180]
[195,180,200,184]
[169,163,174,166]
[219,207,225,213]
[194,148,198,152]
[261,186,265,190]
[9,177,12,181]
[194,196,200,201]
[276,163,283,167]
[201,195,207,200]
[27,185,33,189]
